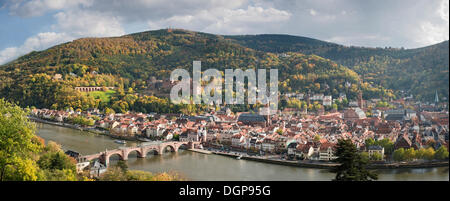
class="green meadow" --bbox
[84,90,116,103]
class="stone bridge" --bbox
[78,141,200,166]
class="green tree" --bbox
[104,107,115,115]
[173,134,180,141]
[365,138,375,147]
[332,103,338,111]
[313,134,321,142]
[0,99,42,181]
[377,138,394,154]
[393,148,405,161]
[370,152,383,161]
[116,160,128,173]
[36,140,78,181]
[99,167,127,181]
[330,139,377,181]
[360,152,369,163]
[40,169,78,181]
[416,148,426,159]
[404,148,416,161]
[434,146,449,160]
[37,151,76,171]
[276,129,283,135]
[423,147,435,161]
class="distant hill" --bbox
[226,34,449,102]
[0,29,446,110]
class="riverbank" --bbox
[29,116,105,134]
[188,148,213,154]
[213,151,449,169]
[30,117,449,170]
[34,123,449,181]
[29,116,139,141]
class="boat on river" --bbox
[114,140,126,144]
[137,137,152,142]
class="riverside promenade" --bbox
[29,116,137,140]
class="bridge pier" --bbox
[138,154,146,158]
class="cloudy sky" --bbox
[0,0,448,64]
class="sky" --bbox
[0,0,448,64]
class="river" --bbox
[35,123,449,181]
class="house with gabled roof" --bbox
[394,134,412,149]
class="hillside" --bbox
[226,34,449,102]
[0,29,395,112]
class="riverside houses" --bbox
[367,145,385,160]
[29,97,449,162]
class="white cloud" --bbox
[438,0,449,22]
[1,0,449,64]
[415,21,449,46]
[8,0,93,17]
[327,34,391,47]
[307,8,336,22]
[54,10,125,38]
[148,6,291,34]
[0,32,72,64]
[0,1,126,64]
[412,0,449,46]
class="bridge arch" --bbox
[178,143,189,151]
[79,141,202,167]
[105,151,124,166]
[124,149,144,160]
[161,144,176,154]
[107,152,124,160]
[143,148,159,157]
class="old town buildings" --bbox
[30,95,449,162]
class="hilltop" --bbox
[0,28,447,112]
[226,34,449,101]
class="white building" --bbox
[323,96,333,106]
[368,145,385,160]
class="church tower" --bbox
[358,91,364,109]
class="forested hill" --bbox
[226,34,449,102]
[0,28,446,111]
[0,29,397,110]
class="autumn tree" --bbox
[393,148,405,161]
[0,99,42,181]
[434,146,448,160]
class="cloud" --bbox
[53,10,125,37]
[0,0,291,64]
[7,0,93,17]
[411,0,449,46]
[147,5,291,34]
[327,35,391,47]
[307,8,337,22]
[1,0,449,65]
[438,0,449,22]
[0,32,72,64]
[0,1,126,64]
